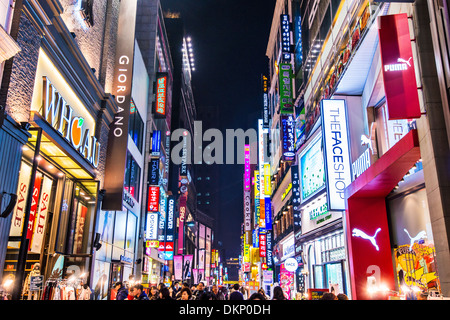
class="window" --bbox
[129,100,144,153]
[124,152,141,201]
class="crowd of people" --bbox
[112,281,349,301]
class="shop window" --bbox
[129,100,145,153]
[375,103,415,157]
[125,211,137,253]
[124,152,141,202]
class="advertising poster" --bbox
[174,255,183,280]
[300,137,325,201]
[183,254,193,280]
[30,175,53,253]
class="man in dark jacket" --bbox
[113,282,128,300]
[133,284,149,300]
[229,283,244,300]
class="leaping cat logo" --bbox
[352,228,382,251]
[404,229,427,250]
[397,57,412,67]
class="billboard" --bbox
[154,73,168,118]
[321,99,352,210]
[378,13,421,120]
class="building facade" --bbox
[261,0,450,300]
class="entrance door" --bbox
[108,263,123,300]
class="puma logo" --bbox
[360,122,376,154]
[397,57,412,67]
[404,229,427,250]
[352,228,382,251]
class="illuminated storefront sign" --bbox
[178,195,187,255]
[281,183,292,201]
[321,99,351,210]
[32,51,100,168]
[378,13,421,120]
[146,212,158,240]
[151,130,161,156]
[280,14,292,61]
[102,0,138,210]
[262,74,270,128]
[244,145,251,190]
[147,186,159,212]
[41,77,100,167]
[243,190,251,232]
[300,136,325,201]
[264,164,271,195]
[291,165,302,233]
[259,232,267,257]
[149,158,159,185]
[279,63,294,114]
[154,73,168,118]
[281,114,295,160]
[306,196,328,220]
[266,231,273,267]
[265,197,272,230]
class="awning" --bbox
[345,129,421,199]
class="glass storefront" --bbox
[304,230,348,296]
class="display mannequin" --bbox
[23,263,41,300]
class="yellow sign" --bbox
[264,164,271,195]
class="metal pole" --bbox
[11,128,42,300]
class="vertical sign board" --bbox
[378,13,421,120]
[266,231,273,267]
[148,158,159,185]
[280,14,292,61]
[154,73,168,118]
[178,195,187,254]
[262,75,270,128]
[102,0,138,210]
[279,63,294,114]
[321,100,352,210]
[281,114,295,161]
[151,130,161,156]
[244,145,251,191]
[147,186,160,212]
[291,165,302,233]
[146,212,158,240]
[243,189,252,243]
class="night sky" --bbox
[161,0,276,258]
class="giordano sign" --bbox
[31,50,100,168]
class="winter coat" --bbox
[116,286,128,300]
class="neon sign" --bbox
[42,77,100,167]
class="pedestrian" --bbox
[272,286,286,300]
[171,281,181,299]
[337,293,349,300]
[321,292,338,300]
[258,288,268,300]
[133,284,149,300]
[239,286,247,299]
[159,286,173,300]
[127,285,135,300]
[148,286,158,300]
[113,282,128,300]
[229,284,244,300]
[211,285,224,300]
[248,292,266,300]
[194,282,206,300]
[178,287,193,300]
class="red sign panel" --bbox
[147,186,159,212]
[259,233,267,257]
[155,73,167,117]
[378,13,421,120]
